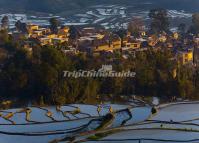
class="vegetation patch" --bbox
[151,107,158,114]
[96,113,115,131]
[87,129,120,140]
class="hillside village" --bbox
[4,20,198,66]
[0,9,199,106]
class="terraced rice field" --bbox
[0,101,198,143]
[0,5,193,30]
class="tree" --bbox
[190,13,199,34]
[0,48,31,101]
[30,46,73,104]
[0,29,9,44]
[69,25,81,40]
[128,17,144,37]
[82,80,99,104]
[134,49,177,98]
[149,9,170,34]
[178,23,186,35]
[1,16,9,29]
[176,65,195,99]
[15,20,28,33]
[115,29,127,47]
[49,18,60,34]
[15,20,21,31]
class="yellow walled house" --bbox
[96,34,105,40]
[33,30,43,36]
[123,38,141,49]
[126,42,141,49]
[58,26,70,37]
[27,24,39,32]
[122,36,129,47]
[112,40,122,49]
[147,36,158,47]
[148,40,158,47]
[58,35,69,41]
[62,26,70,33]
[46,34,57,39]
[172,68,177,79]
[92,34,121,52]
[52,38,67,45]
[42,34,68,44]
[139,31,146,37]
[128,29,146,37]
[178,50,193,65]
[127,31,131,37]
[159,35,167,42]
[29,31,43,38]
[38,28,51,35]
[111,35,122,49]
[173,32,179,40]
[94,44,112,52]
[39,38,52,46]
[90,34,105,40]
[28,28,51,38]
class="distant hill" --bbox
[0,0,199,14]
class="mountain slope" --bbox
[0,0,198,14]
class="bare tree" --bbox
[128,17,144,37]
[1,15,9,29]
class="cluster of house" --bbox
[77,27,147,53]
[11,23,69,48]
[64,26,195,66]
[8,23,199,66]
